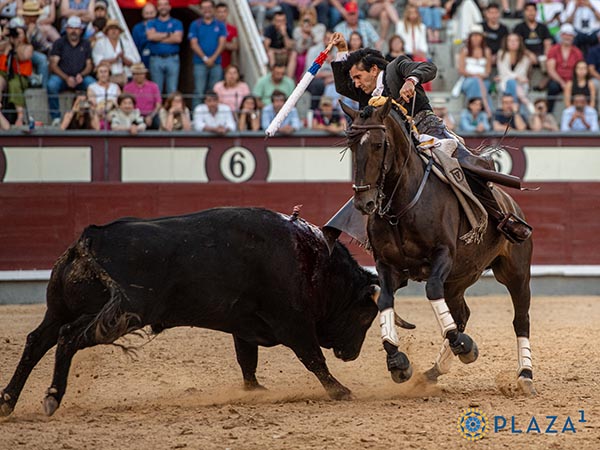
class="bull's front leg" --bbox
[377,263,412,384]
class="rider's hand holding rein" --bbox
[330,32,348,53]
[399,79,416,103]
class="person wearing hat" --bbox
[47,15,95,123]
[123,62,161,128]
[312,95,346,133]
[20,0,51,88]
[431,96,456,131]
[324,31,533,244]
[545,23,584,112]
[456,23,493,116]
[59,0,94,33]
[92,19,138,87]
[333,2,382,50]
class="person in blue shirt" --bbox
[261,89,300,134]
[131,3,157,69]
[560,93,599,132]
[188,0,227,108]
[459,97,491,133]
[146,0,183,95]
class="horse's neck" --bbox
[385,117,424,196]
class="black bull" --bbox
[0,207,392,416]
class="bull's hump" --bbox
[276,213,324,240]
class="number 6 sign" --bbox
[219,147,257,183]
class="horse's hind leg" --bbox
[491,246,536,396]
[376,263,412,384]
[0,312,63,416]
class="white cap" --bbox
[559,23,576,36]
[9,16,26,29]
[66,15,82,28]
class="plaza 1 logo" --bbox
[457,408,588,441]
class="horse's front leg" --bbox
[377,263,413,384]
[427,248,478,365]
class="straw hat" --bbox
[20,0,43,16]
[103,19,124,33]
[131,63,149,74]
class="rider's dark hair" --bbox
[344,48,389,73]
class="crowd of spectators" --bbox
[1,0,600,134]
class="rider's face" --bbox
[349,64,380,94]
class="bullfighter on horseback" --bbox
[324,32,532,244]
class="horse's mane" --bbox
[345,104,412,148]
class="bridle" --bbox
[348,119,434,226]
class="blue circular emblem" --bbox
[457,408,488,441]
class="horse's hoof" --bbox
[450,333,479,364]
[43,396,59,416]
[329,385,353,401]
[517,376,537,396]
[243,381,267,391]
[424,367,440,383]
[391,364,413,383]
[0,397,13,417]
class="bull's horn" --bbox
[371,286,416,329]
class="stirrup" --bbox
[497,213,532,243]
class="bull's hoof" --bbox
[43,396,59,416]
[424,367,440,383]
[517,374,537,396]
[387,351,412,384]
[0,391,14,417]
[243,380,267,391]
[450,333,479,364]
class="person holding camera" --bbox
[0,17,33,127]
[60,93,99,129]
[47,15,94,124]
[560,93,599,131]
[158,90,191,131]
[528,98,558,131]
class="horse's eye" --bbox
[375,143,383,150]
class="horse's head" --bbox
[341,98,394,216]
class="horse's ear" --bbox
[340,101,358,120]
[378,97,392,119]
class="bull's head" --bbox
[341,99,393,216]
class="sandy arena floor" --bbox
[1,295,599,449]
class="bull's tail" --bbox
[76,237,142,345]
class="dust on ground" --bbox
[1,296,599,449]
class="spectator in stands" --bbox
[562,0,600,55]
[261,89,300,134]
[418,0,444,43]
[131,3,157,69]
[312,94,345,133]
[564,60,596,108]
[93,19,138,87]
[47,16,95,123]
[528,98,559,131]
[237,94,261,131]
[87,0,107,38]
[0,17,32,126]
[501,0,525,19]
[347,30,363,51]
[305,30,334,109]
[158,91,191,131]
[536,0,563,39]
[60,0,94,34]
[366,0,399,44]
[215,3,238,70]
[92,0,107,19]
[291,7,325,81]
[123,63,161,128]
[88,17,106,45]
[493,93,528,131]
[546,23,584,112]
[279,0,328,37]
[587,31,600,92]
[146,0,183,95]
[21,0,51,88]
[385,34,406,62]
[263,10,294,74]
[334,2,381,50]
[23,0,59,42]
[193,89,236,133]
[213,64,250,113]
[459,97,491,133]
[560,92,599,131]
[248,0,281,34]
[514,2,553,69]
[481,3,508,65]
[0,101,10,129]
[395,4,428,60]
[445,0,482,43]
[189,0,226,107]
[456,24,493,116]
[60,92,99,129]
[87,61,120,127]
[252,62,295,106]
[110,93,146,134]
[496,33,534,116]
[431,96,456,131]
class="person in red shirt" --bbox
[546,23,584,112]
[215,2,238,70]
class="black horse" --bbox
[340,99,536,395]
